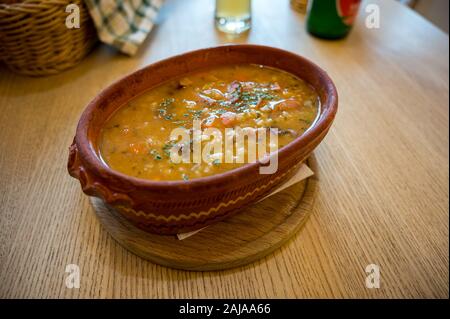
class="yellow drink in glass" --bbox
[215,0,251,34]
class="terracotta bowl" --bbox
[68,44,338,235]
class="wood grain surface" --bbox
[90,157,317,271]
[0,0,448,298]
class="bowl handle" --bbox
[67,139,133,207]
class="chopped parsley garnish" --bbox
[299,119,311,124]
[218,100,230,108]
[158,98,176,121]
[188,109,203,120]
[162,141,176,157]
[149,149,162,160]
[160,98,175,108]
[229,82,242,102]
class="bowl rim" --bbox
[75,44,338,190]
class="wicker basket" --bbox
[0,0,98,76]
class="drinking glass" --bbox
[215,0,252,34]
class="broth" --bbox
[99,64,319,181]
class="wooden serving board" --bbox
[90,156,318,271]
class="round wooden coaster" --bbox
[90,156,318,271]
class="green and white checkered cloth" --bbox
[85,0,164,56]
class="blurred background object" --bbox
[0,0,97,76]
[1,0,447,77]
[84,0,163,56]
[0,0,163,77]
[397,0,448,33]
[215,0,251,34]
[306,0,361,39]
[290,0,308,14]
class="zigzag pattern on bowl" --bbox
[70,126,327,227]
[115,161,302,222]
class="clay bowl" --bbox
[68,44,338,235]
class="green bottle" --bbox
[306,0,362,39]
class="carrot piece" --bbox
[278,99,301,110]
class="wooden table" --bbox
[0,0,448,298]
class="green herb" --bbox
[299,119,311,124]
[258,92,276,100]
[158,98,176,120]
[182,174,189,181]
[240,89,276,108]
[212,159,221,166]
[219,100,230,108]
[235,103,250,113]
[229,82,242,102]
[189,109,203,120]
[240,91,253,102]
[160,98,175,108]
[149,149,162,160]
[162,141,176,157]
